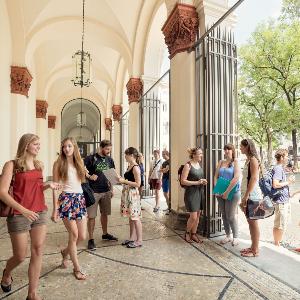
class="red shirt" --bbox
[12,169,47,215]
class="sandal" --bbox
[60,249,68,269]
[73,269,87,280]
[241,249,259,257]
[126,242,143,248]
[191,233,203,244]
[122,240,134,246]
[240,247,252,253]
[1,269,13,293]
[184,231,193,243]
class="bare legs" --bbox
[128,218,142,246]
[273,228,283,246]
[185,211,202,243]
[2,225,46,300]
[62,218,87,279]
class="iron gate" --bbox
[139,71,170,198]
[195,28,238,237]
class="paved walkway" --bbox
[0,190,300,300]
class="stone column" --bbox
[48,115,56,180]
[36,100,49,178]
[104,117,112,140]
[127,78,143,150]
[10,66,33,154]
[112,104,122,175]
[162,3,199,217]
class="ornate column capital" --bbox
[10,66,33,97]
[112,104,123,121]
[162,3,199,58]
[126,78,143,104]
[104,118,112,131]
[36,100,48,119]
[48,115,56,129]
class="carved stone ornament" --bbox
[112,104,123,121]
[48,115,56,129]
[10,66,33,97]
[36,100,48,119]
[104,118,112,131]
[126,78,143,104]
[162,4,199,59]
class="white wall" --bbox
[0,0,12,170]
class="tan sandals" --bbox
[73,269,87,280]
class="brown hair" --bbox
[55,137,86,182]
[15,133,43,172]
[240,139,260,163]
[187,147,202,159]
[224,143,236,164]
[100,140,112,148]
[125,147,141,164]
[275,149,288,162]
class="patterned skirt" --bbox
[58,192,87,220]
[120,186,141,220]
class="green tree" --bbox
[239,21,300,167]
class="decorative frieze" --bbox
[48,116,56,129]
[36,100,48,119]
[104,118,112,131]
[162,4,199,58]
[126,78,143,104]
[10,66,33,97]
[112,104,123,121]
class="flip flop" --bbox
[241,249,259,257]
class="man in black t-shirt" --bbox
[84,140,118,250]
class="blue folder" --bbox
[213,177,238,201]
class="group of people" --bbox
[180,140,295,258]
[0,133,296,300]
[0,135,143,300]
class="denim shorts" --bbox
[162,178,169,193]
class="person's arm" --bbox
[243,157,259,202]
[272,167,295,189]
[148,162,153,183]
[181,163,202,186]
[51,162,60,222]
[158,161,163,181]
[119,166,141,188]
[0,161,39,221]
[223,160,240,198]
[213,160,222,186]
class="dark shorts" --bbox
[149,179,161,190]
[7,211,48,233]
[162,178,169,193]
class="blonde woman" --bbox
[52,137,87,280]
[0,133,59,300]
[181,147,207,243]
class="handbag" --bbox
[246,163,274,220]
[81,182,96,207]
[0,161,15,217]
[213,177,238,200]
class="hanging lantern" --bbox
[71,50,91,87]
[76,111,87,127]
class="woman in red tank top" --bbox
[0,133,59,300]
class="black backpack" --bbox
[178,162,191,188]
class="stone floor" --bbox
[0,189,300,300]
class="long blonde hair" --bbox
[56,137,85,182]
[15,133,43,172]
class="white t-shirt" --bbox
[149,159,163,179]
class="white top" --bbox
[149,159,163,179]
[63,164,83,193]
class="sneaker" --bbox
[231,238,239,246]
[153,207,160,213]
[163,208,170,215]
[102,233,118,241]
[87,239,96,250]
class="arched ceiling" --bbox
[6,0,169,118]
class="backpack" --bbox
[178,162,191,188]
[259,167,284,199]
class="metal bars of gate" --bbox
[139,71,170,198]
[195,27,238,237]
